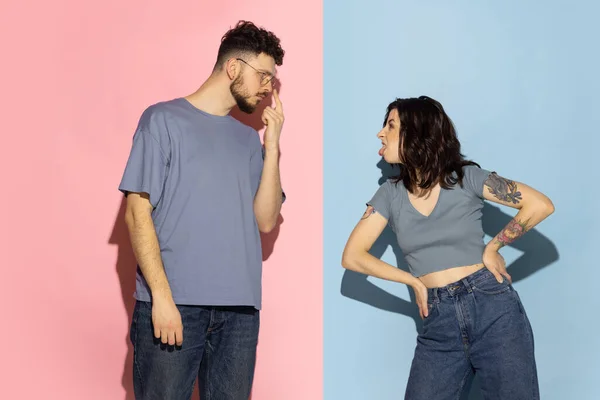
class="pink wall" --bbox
[1,1,322,399]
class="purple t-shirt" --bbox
[119,98,272,309]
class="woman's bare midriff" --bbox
[418,263,486,288]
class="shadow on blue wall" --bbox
[340,159,559,400]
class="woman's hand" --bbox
[482,247,511,284]
[411,279,429,319]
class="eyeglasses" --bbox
[236,58,276,86]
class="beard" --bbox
[230,75,260,114]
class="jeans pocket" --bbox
[424,300,438,320]
[426,302,434,317]
[472,276,511,295]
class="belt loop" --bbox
[461,278,472,293]
[433,287,439,302]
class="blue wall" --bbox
[324,1,600,399]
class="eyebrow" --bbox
[264,67,277,76]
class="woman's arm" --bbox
[341,206,429,318]
[481,172,555,281]
[483,172,555,249]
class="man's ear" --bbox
[225,58,239,81]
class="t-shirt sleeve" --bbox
[118,127,169,209]
[463,165,493,198]
[366,181,392,220]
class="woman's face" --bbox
[377,108,402,164]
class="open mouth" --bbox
[379,144,387,156]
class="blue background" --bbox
[324,1,599,399]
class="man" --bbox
[118,20,286,400]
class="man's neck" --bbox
[185,74,235,117]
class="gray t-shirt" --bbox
[119,98,274,309]
[367,165,492,277]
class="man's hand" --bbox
[261,89,284,151]
[152,297,184,346]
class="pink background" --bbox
[1,1,322,399]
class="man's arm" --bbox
[124,192,172,298]
[124,192,183,346]
[253,148,283,233]
[254,89,285,233]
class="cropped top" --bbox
[367,165,493,277]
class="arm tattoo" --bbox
[493,218,531,249]
[484,172,522,204]
[361,206,376,220]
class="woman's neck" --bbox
[410,170,440,197]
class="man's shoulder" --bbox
[141,98,185,119]
[136,99,184,133]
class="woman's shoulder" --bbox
[380,178,406,202]
[461,163,493,180]
[448,163,493,197]
[460,163,485,174]
[381,177,404,190]
[447,163,491,183]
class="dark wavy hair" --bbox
[385,96,479,192]
[214,21,285,69]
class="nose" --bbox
[377,129,385,139]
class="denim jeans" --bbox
[404,267,539,400]
[130,301,260,400]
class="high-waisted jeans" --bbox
[405,267,539,400]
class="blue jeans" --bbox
[130,301,260,400]
[405,267,539,400]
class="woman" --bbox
[341,96,554,400]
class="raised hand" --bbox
[261,89,284,152]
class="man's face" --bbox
[230,53,276,114]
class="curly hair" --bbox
[215,20,285,69]
[385,96,480,192]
